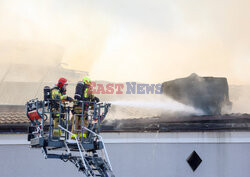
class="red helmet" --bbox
[57,77,68,88]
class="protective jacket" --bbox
[51,86,70,110]
[74,81,99,105]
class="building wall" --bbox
[0,132,250,177]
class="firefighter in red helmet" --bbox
[51,77,73,137]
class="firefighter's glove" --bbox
[66,96,73,102]
[93,97,100,103]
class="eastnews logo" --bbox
[90,82,162,94]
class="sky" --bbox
[0,0,250,84]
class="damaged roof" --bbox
[102,114,250,132]
[1,105,250,133]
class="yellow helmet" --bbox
[83,76,91,85]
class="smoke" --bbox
[0,0,250,85]
[229,85,250,114]
[0,0,111,80]
[0,0,250,114]
[87,0,250,85]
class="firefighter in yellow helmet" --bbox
[71,76,99,140]
[51,77,73,137]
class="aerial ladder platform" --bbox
[26,97,115,177]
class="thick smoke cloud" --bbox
[89,0,250,84]
[0,0,250,84]
[0,0,249,113]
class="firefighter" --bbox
[71,76,99,140]
[51,77,73,137]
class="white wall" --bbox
[0,132,250,177]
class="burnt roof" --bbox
[102,114,250,132]
[1,105,250,133]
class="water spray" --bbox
[110,97,204,116]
